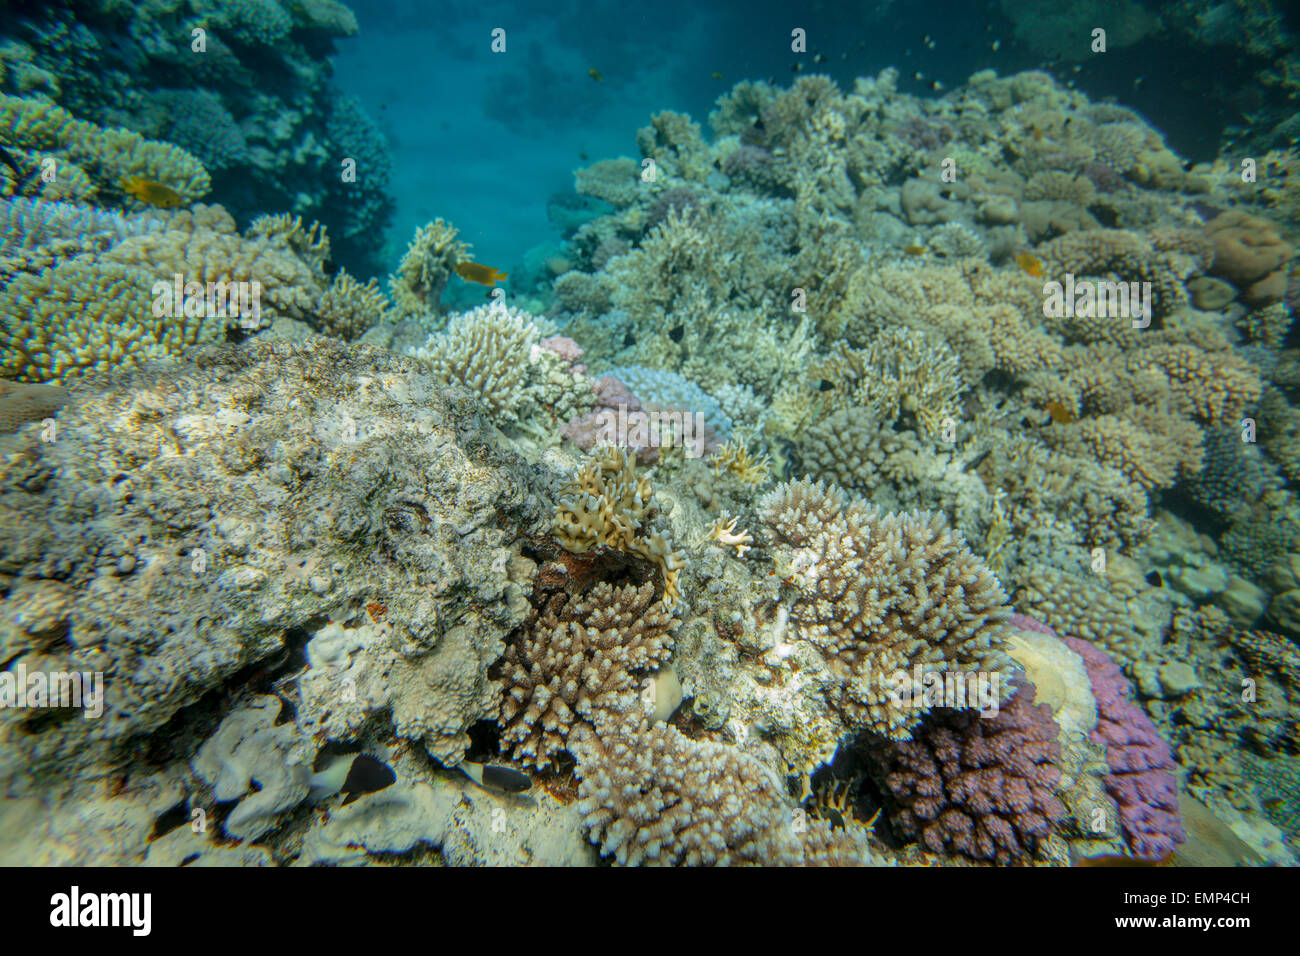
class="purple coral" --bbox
[868,682,1065,864]
[1061,633,1186,860]
[562,375,657,463]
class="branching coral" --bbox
[0,93,210,206]
[552,447,685,607]
[571,703,874,865]
[863,681,1066,864]
[498,580,675,770]
[409,304,543,422]
[759,479,1013,739]
[388,218,468,318]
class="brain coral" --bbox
[498,579,675,770]
[758,479,1013,740]
[864,681,1066,864]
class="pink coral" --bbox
[1014,611,1185,860]
[539,335,586,374]
[562,375,657,463]
[867,681,1065,864]
[1061,633,1186,860]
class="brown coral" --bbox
[498,580,674,770]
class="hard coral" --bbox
[499,580,675,771]
[865,681,1066,864]
[552,447,685,607]
[759,479,1013,740]
[572,704,874,866]
[1062,635,1186,860]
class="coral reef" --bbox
[863,681,1066,864]
[1063,635,1187,860]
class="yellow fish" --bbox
[1015,252,1044,277]
[120,176,185,208]
[903,244,927,257]
[1043,400,1076,425]
[711,71,724,80]
[454,260,509,286]
[588,68,604,82]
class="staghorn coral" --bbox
[498,579,674,771]
[571,703,874,866]
[710,439,770,486]
[864,681,1066,864]
[552,447,685,607]
[759,479,1013,740]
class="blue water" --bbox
[333,0,1023,281]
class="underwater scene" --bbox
[1,0,1299,874]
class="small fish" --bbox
[991,40,1000,51]
[922,35,935,49]
[454,260,509,286]
[913,71,924,81]
[309,752,396,805]
[711,71,723,80]
[588,68,603,82]
[792,62,803,73]
[929,79,943,92]
[458,761,532,794]
[121,176,185,208]
[1133,76,1144,89]
[1015,252,1044,277]
[903,244,927,257]
[1044,400,1076,425]
[578,151,589,160]
[813,53,825,64]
